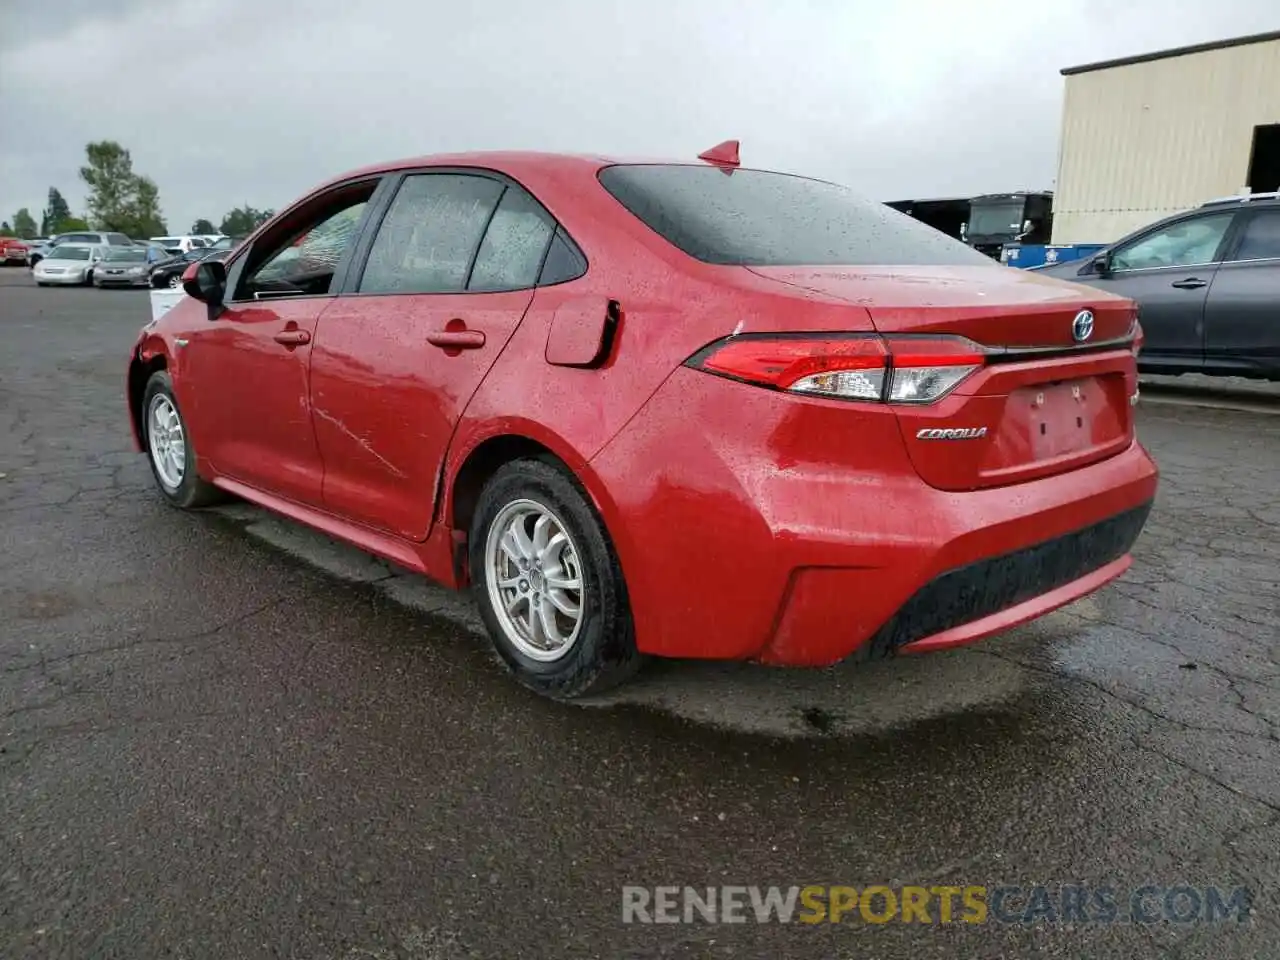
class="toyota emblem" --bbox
[1072,309,1095,343]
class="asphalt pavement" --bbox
[2,268,1279,959]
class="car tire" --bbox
[469,458,641,700]
[141,371,224,509]
[168,274,183,289]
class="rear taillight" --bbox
[687,334,985,405]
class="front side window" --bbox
[358,173,504,295]
[107,233,133,245]
[1111,213,1234,271]
[597,164,994,266]
[1230,209,1280,261]
[235,181,377,299]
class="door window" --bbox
[1229,210,1280,262]
[234,180,376,300]
[1111,213,1234,271]
[467,186,556,292]
[358,174,504,295]
[537,228,587,285]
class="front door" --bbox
[1091,210,1237,369]
[182,179,382,506]
[309,171,557,540]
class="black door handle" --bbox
[1170,278,1207,289]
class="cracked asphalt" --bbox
[2,268,1279,959]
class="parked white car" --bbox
[32,243,105,286]
[149,235,209,255]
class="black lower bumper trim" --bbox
[863,500,1154,659]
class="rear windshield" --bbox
[597,165,993,267]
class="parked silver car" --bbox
[1035,192,1280,380]
[32,243,106,286]
[93,246,152,288]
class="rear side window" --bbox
[468,187,555,292]
[107,233,132,245]
[1231,210,1280,261]
[538,228,587,285]
[597,164,993,267]
[359,174,503,294]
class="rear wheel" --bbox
[168,273,183,289]
[141,371,224,509]
[469,459,640,699]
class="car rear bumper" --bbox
[589,366,1158,665]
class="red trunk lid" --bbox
[746,265,1140,491]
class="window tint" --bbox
[190,237,206,247]
[468,187,555,291]
[61,233,95,244]
[1231,210,1280,261]
[107,233,132,245]
[597,164,994,267]
[359,174,503,295]
[538,228,587,285]
[1111,213,1234,271]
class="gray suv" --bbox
[1035,193,1280,380]
[27,230,134,268]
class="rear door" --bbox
[1203,206,1280,376]
[309,170,557,540]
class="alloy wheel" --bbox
[483,498,585,662]
[147,393,186,490]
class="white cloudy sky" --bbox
[0,0,1275,234]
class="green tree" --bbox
[122,176,167,237]
[78,140,168,236]
[55,216,91,232]
[42,187,72,235]
[190,218,216,235]
[0,222,11,237]
[80,141,135,229]
[219,205,274,237]
[12,208,38,238]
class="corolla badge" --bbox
[1072,309,1095,343]
[916,427,988,440]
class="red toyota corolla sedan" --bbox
[125,144,1158,699]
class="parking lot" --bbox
[1,267,1278,958]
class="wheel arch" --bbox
[127,342,170,450]
[443,422,624,586]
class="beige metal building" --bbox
[1052,30,1280,244]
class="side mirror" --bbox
[183,258,226,303]
[1090,252,1113,277]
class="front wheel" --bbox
[141,371,224,509]
[469,459,640,699]
[168,273,183,289]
